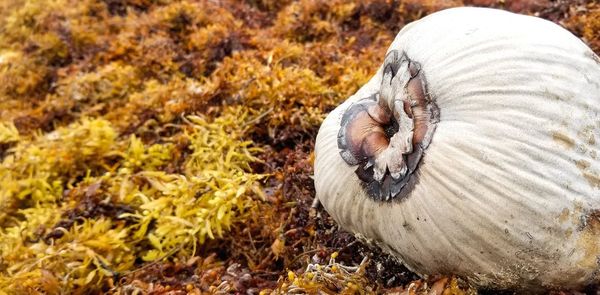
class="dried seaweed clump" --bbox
[575,3,600,53]
[268,253,373,294]
[267,253,473,295]
[0,107,265,293]
[213,49,337,141]
[122,109,266,261]
[0,122,20,145]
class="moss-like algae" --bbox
[0,109,265,293]
[0,0,597,294]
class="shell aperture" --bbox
[337,50,439,201]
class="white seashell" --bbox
[314,7,600,290]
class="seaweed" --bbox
[0,0,597,294]
[0,108,265,293]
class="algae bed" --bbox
[0,0,599,294]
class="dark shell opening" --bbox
[337,50,439,201]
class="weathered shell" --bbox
[314,7,600,290]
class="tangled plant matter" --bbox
[0,0,598,293]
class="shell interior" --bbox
[337,50,439,201]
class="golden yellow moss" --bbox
[0,122,19,144]
[0,108,265,293]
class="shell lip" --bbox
[337,50,439,201]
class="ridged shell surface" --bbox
[314,7,600,290]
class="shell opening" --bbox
[337,50,439,201]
